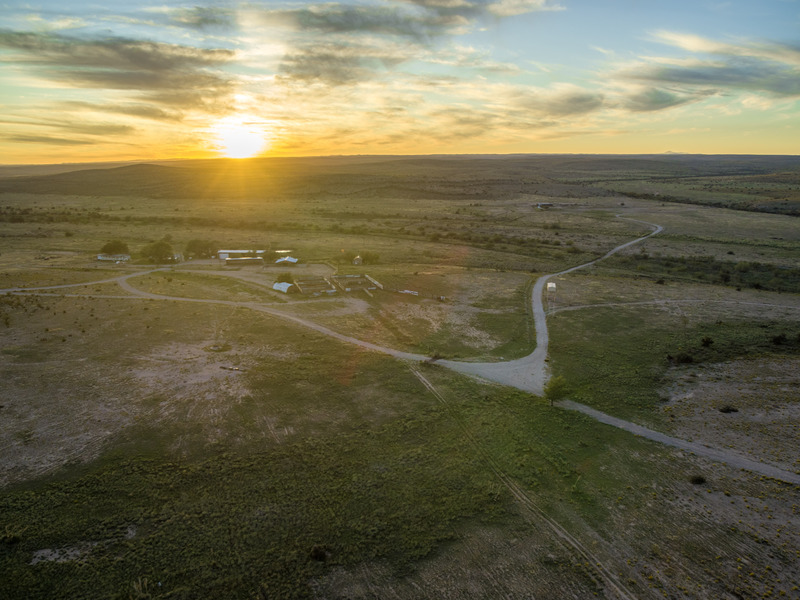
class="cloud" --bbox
[429,45,523,74]
[1,115,136,144]
[511,85,605,116]
[62,101,183,121]
[399,0,563,19]
[0,29,236,109]
[56,122,136,136]
[622,87,700,112]
[620,58,800,97]
[618,32,800,98]
[263,0,560,85]
[169,6,236,29]
[487,0,564,17]
[652,31,800,66]
[278,41,415,84]
[261,5,464,41]
[3,134,94,145]
[0,30,233,71]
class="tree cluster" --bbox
[185,239,219,258]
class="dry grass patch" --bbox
[125,271,271,301]
[661,356,800,473]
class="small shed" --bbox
[275,256,299,265]
[547,282,557,292]
[352,255,363,265]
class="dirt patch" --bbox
[0,339,264,487]
[380,299,499,349]
[131,341,250,396]
[30,542,99,565]
[661,356,800,473]
[281,297,371,318]
[0,358,137,487]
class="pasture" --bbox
[1,155,799,599]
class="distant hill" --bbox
[0,161,139,178]
[1,155,798,203]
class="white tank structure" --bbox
[546,281,557,313]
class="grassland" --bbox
[1,155,799,599]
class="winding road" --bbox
[438,217,663,395]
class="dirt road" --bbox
[559,400,800,484]
[438,217,664,395]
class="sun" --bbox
[210,116,269,158]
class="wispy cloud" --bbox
[169,6,237,30]
[61,100,183,121]
[652,31,800,66]
[277,40,416,84]
[254,0,560,85]
[0,30,234,71]
[399,0,563,19]
[0,29,236,109]
[3,134,94,145]
[617,31,800,98]
[257,5,464,41]
[621,87,704,112]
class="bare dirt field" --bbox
[661,356,800,474]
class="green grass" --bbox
[0,412,501,598]
[606,253,800,292]
[0,356,602,599]
[548,304,800,424]
[128,271,277,302]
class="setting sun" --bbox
[210,117,269,158]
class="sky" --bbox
[1,0,799,163]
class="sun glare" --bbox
[211,117,269,158]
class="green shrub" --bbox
[100,239,129,254]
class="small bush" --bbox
[719,405,739,414]
[544,375,569,406]
[772,333,787,345]
[701,336,714,348]
[689,475,706,485]
[309,545,327,561]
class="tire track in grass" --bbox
[409,366,637,600]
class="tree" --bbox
[544,375,568,406]
[142,240,174,264]
[100,240,129,255]
[185,239,219,259]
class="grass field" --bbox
[1,155,799,599]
